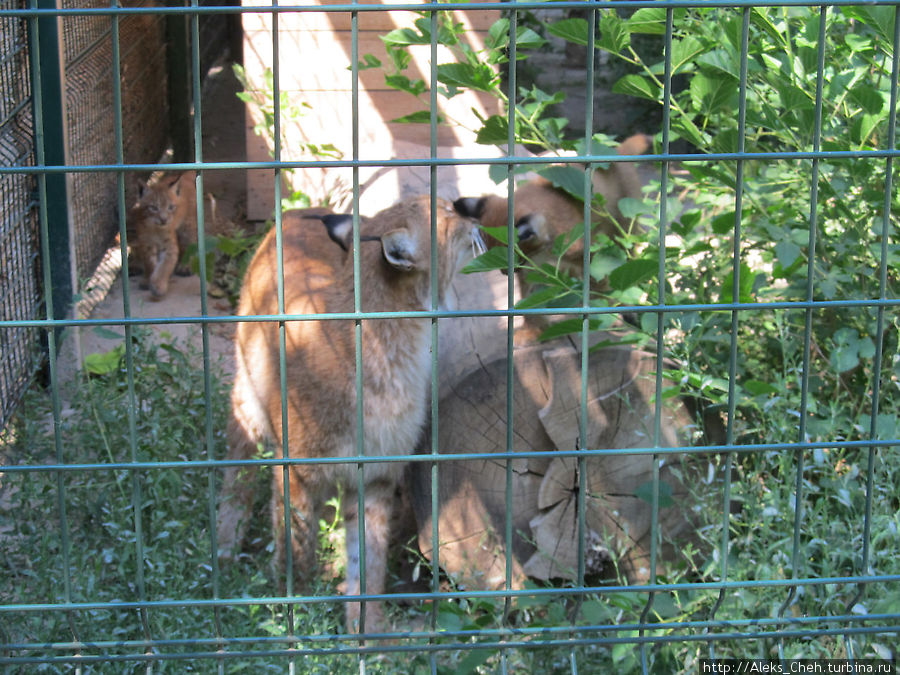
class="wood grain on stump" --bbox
[412,336,706,590]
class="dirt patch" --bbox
[60,58,248,381]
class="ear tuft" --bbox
[319,214,354,252]
[453,197,486,219]
[381,228,418,272]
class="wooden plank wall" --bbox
[242,0,502,220]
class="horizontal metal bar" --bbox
[2,613,898,655]
[2,0,899,19]
[2,437,898,475]
[1,149,899,175]
[1,297,898,331]
[1,624,898,667]
[3,575,899,615]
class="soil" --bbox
[61,58,249,380]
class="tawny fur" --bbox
[218,197,480,633]
[132,171,198,300]
[461,134,649,340]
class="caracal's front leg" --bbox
[343,480,394,635]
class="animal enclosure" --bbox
[1,1,899,673]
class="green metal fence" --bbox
[1,1,898,672]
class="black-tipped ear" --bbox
[515,215,539,242]
[453,197,486,219]
[319,214,354,252]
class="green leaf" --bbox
[617,197,653,220]
[627,7,667,34]
[436,63,496,92]
[608,257,658,291]
[855,111,887,146]
[391,110,444,124]
[830,344,860,373]
[92,326,124,340]
[539,316,615,342]
[461,246,510,274]
[475,115,509,145]
[590,253,626,282]
[580,599,617,623]
[696,49,740,79]
[670,116,707,148]
[744,380,780,396]
[690,73,735,115]
[356,53,381,70]
[480,225,510,246]
[486,18,510,50]
[612,74,661,101]
[516,286,564,310]
[841,6,897,44]
[455,649,492,675]
[547,18,589,46]
[536,165,588,202]
[381,27,430,46]
[515,28,547,51]
[384,73,426,96]
[83,344,125,376]
[775,239,802,269]
[848,84,884,115]
[719,263,755,304]
[598,13,630,53]
[671,36,706,74]
[634,480,674,508]
[711,211,737,235]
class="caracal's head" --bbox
[323,195,484,311]
[138,170,196,226]
[454,134,650,283]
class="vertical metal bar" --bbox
[33,0,73,340]
[28,0,75,649]
[707,6,750,659]
[571,4,598,674]
[108,0,153,666]
[268,0,296,666]
[350,0,368,658]
[165,0,191,163]
[776,8,828,659]
[185,0,224,668]
[843,4,899,662]
[501,6,518,675]
[429,8,441,675]
[638,6,674,671]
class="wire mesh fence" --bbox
[0,1,40,433]
[0,1,898,673]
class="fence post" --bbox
[166,0,192,163]
[31,0,73,330]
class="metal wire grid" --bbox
[0,0,898,671]
[61,0,168,282]
[0,3,40,433]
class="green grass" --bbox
[1,327,896,673]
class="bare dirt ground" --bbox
[62,58,249,380]
[65,55,513,383]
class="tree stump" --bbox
[411,336,708,590]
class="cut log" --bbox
[411,337,710,589]
[411,343,554,590]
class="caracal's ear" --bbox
[381,228,418,272]
[617,133,651,156]
[319,214,354,252]
[166,171,193,197]
[515,213,545,243]
[452,197,486,219]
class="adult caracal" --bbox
[218,197,482,633]
[455,134,649,339]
